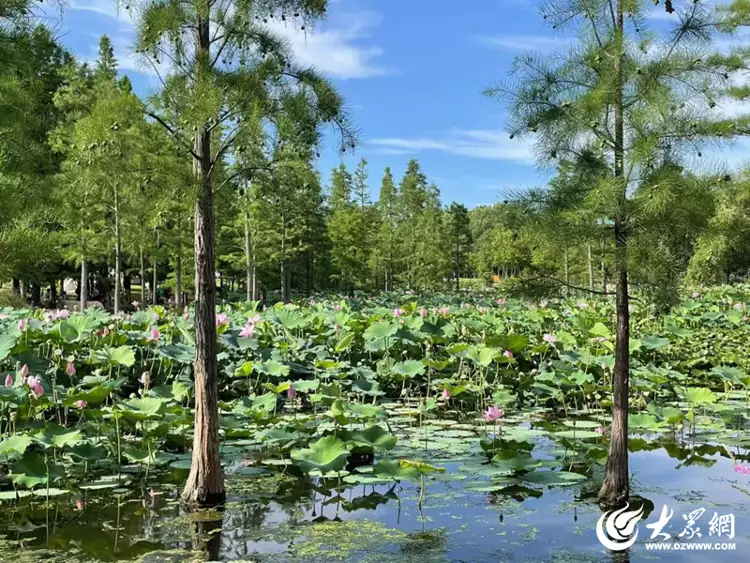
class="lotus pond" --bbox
[1,288,750,561]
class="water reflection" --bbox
[0,441,748,561]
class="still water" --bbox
[0,440,747,562]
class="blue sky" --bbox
[43,0,750,207]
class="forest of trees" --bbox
[4,4,750,312]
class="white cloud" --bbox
[267,11,386,79]
[65,0,386,80]
[369,128,534,163]
[480,34,570,52]
[67,0,135,25]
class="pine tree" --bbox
[128,0,354,505]
[375,167,398,291]
[328,164,363,291]
[446,202,472,290]
[488,0,742,506]
[396,159,428,288]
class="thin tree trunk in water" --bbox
[182,14,224,507]
[599,0,629,508]
[114,186,122,314]
[80,259,88,310]
[587,244,595,292]
[140,249,146,307]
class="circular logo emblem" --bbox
[596,503,644,551]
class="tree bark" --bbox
[599,0,629,508]
[30,282,41,307]
[140,248,146,307]
[563,247,570,296]
[244,206,253,303]
[12,278,20,295]
[587,244,595,292]
[114,186,122,314]
[182,12,224,507]
[601,239,607,294]
[80,259,88,310]
[176,235,183,309]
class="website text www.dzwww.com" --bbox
[644,542,736,551]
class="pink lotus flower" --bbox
[0,313,7,320]
[497,298,506,305]
[543,333,557,344]
[140,372,151,387]
[75,400,88,409]
[442,388,451,399]
[57,309,70,319]
[132,301,140,310]
[19,364,29,381]
[66,361,76,376]
[419,308,428,317]
[577,302,587,310]
[734,303,746,311]
[216,313,229,327]
[27,376,44,397]
[250,314,262,324]
[288,384,296,400]
[99,327,110,337]
[4,374,13,387]
[483,406,504,421]
[17,319,26,332]
[334,304,343,312]
[539,299,548,308]
[149,327,160,341]
[239,322,255,338]
[393,307,403,318]
[595,426,604,434]
[503,350,513,359]
[734,464,750,475]
[75,499,85,511]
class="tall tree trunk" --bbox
[140,248,146,307]
[50,282,57,308]
[601,239,607,294]
[19,279,25,300]
[176,228,183,309]
[12,278,20,295]
[454,243,460,292]
[30,282,41,307]
[244,207,253,303]
[599,0,629,508]
[563,248,570,296]
[587,244,595,292]
[80,259,88,310]
[114,187,122,314]
[182,15,224,507]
